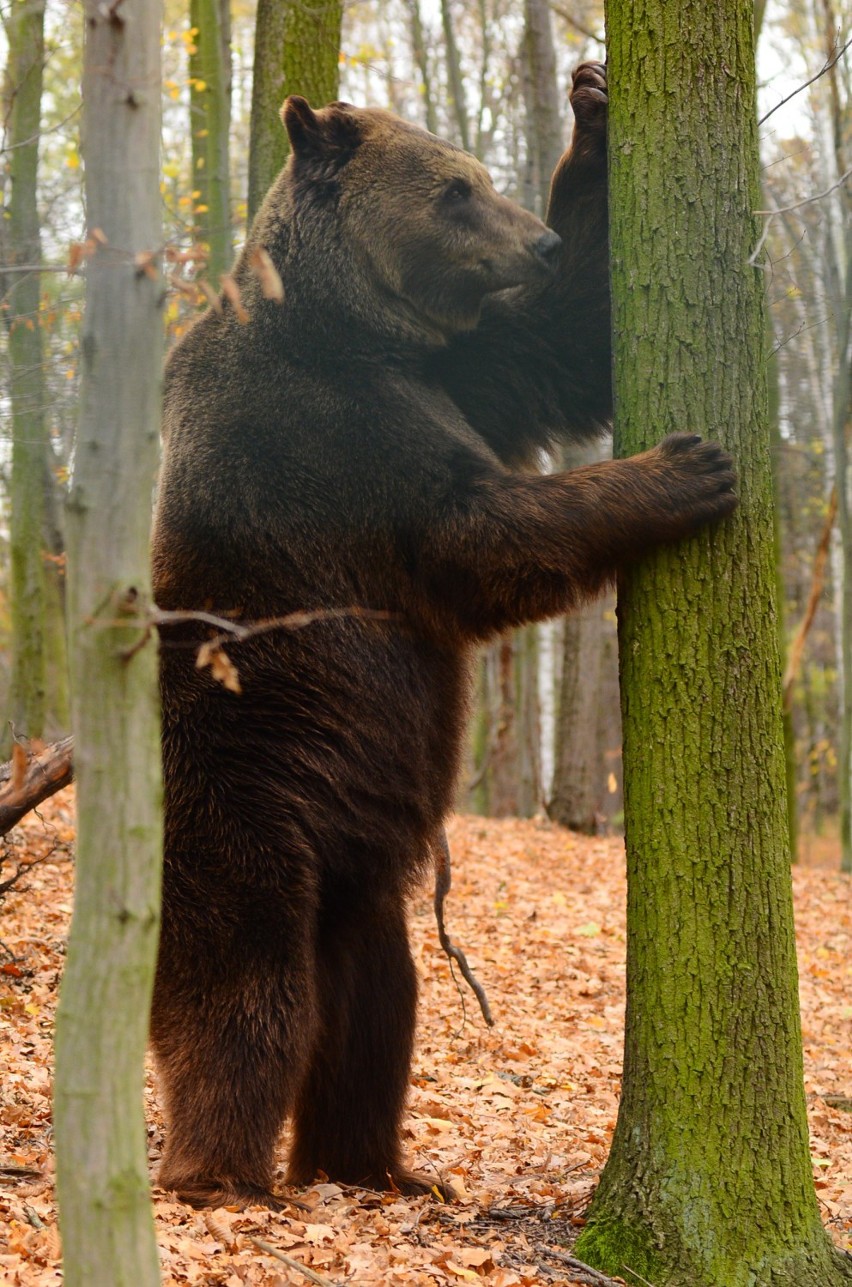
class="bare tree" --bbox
[53,0,164,1280]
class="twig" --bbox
[750,167,852,268]
[758,34,852,127]
[245,1235,342,1287]
[433,829,494,1027]
[782,488,837,711]
[547,1246,635,1285]
[754,164,852,216]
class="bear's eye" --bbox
[443,179,472,203]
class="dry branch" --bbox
[246,1236,341,1287]
[0,737,74,835]
[433,827,494,1026]
[782,488,837,712]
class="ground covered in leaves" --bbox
[1,790,850,1286]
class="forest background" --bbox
[0,0,850,846]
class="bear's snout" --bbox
[533,229,562,268]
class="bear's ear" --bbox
[281,97,361,167]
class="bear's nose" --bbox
[534,229,562,267]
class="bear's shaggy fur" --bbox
[151,64,735,1208]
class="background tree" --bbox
[52,0,164,1279]
[573,1,852,1282]
[189,0,232,281]
[2,0,68,751]
[247,0,344,221]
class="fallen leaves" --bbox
[0,796,849,1285]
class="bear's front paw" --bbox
[654,432,738,533]
[570,61,607,141]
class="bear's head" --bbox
[272,97,561,341]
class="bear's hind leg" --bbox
[152,930,316,1210]
[287,890,452,1199]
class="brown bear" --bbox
[151,63,735,1209]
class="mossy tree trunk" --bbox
[189,0,232,281]
[5,0,68,747]
[53,0,164,1281]
[574,3,852,1284]
[247,0,344,222]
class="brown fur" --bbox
[151,64,735,1208]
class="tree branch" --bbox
[0,736,74,836]
[433,828,494,1027]
[782,488,838,711]
[758,34,852,127]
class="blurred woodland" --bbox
[1,0,850,864]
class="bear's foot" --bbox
[161,1176,286,1211]
[389,1167,457,1202]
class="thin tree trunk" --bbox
[821,0,852,872]
[574,2,852,1282]
[440,0,471,151]
[521,0,564,215]
[549,442,617,834]
[405,0,437,134]
[549,600,605,832]
[190,0,232,282]
[247,0,344,222]
[5,0,67,746]
[53,0,164,1280]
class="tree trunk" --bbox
[404,0,437,134]
[521,0,563,215]
[190,0,232,282]
[549,599,605,832]
[53,0,164,1281]
[549,442,619,834]
[5,0,67,748]
[574,3,852,1283]
[439,0,471,151]
[247,0,344,222]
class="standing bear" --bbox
[151,63,736,1208]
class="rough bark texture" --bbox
[574,3,852,1284]
[247,0,344,222]
[189,0,232,281]
[5,0,67,746]
[52,0,164,1282]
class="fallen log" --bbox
[0,736,75,835]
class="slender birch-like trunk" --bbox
[53,0,164,1281]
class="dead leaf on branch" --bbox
[221,274,249,323]
[196,641,242,693]
[250,247,285,302]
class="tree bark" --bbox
[247,0,344,222]
[574,3,852,1283]
[53,0,164,1281]
[5,0,68,748]
[190,0,232,282]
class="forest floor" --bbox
[0,790,850,1287]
